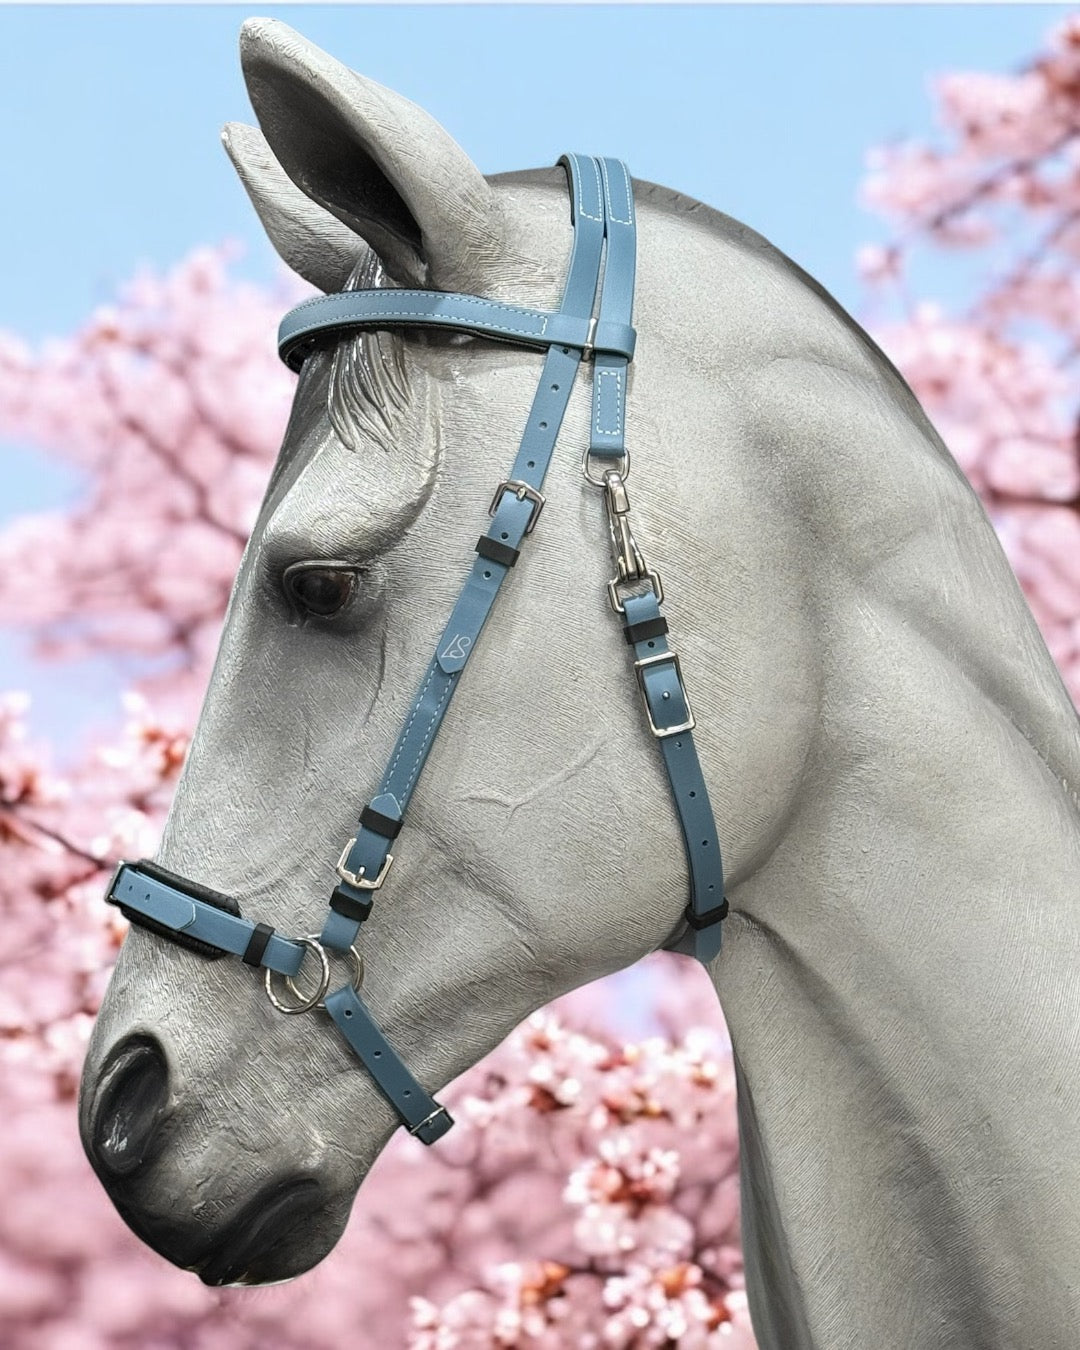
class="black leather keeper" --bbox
[329,885,374,923]
[685,898,729,929]
[242,922,275,967]
[475,535,519,567]
[624,615,669,644]
[360,805,403,839]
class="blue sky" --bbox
[1,4,1073,743]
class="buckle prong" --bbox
[488,480,545,534]
[410,1105,452,1139]
[581,315,598,361]
[633,650,696,737]
[336,842,394,890]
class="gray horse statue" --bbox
[79,17,1080,1348]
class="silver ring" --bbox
[284,934,364,1011]
[264,938,331,1015]
[582,445,630,486]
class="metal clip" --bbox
[603,470,645,583]
[602,469,663,612]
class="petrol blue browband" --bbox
[106,154,728,1146]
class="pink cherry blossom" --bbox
[4,13,1080,1344]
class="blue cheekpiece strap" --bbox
[322,150,609,955]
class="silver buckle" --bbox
[409,1105,452,1139]
[336,841,394,890]
[488,479,545,534]
[633,650,696,737]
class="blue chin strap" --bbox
[106,154,728,1147]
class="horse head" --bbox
[79,19,1080,1347]
[77,16,810,1288]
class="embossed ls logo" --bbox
[440,633,473,662]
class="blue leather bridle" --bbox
[105,154,728,1147]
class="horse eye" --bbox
[283,564,359,618]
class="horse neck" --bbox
[693,331,1080,1344]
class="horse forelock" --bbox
[328,251,412,458]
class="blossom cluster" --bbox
[858,13,1080,698]
[4,13,1080,1342]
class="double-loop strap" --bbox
[588,157,636,461]
[104,152,730,1149]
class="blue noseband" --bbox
[106,154,728,1146]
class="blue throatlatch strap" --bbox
[621,592,728,963]
[104,152,729,1151]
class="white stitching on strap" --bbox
[568,152,603,223]
[594,366,624,437]
[384,664,438,785]
[285,291,547,322]
[401,674,454,797]
[603,159,634,227]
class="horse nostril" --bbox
[90,1035,169,1176]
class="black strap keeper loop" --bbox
[685,898,729,930]
[624,614,669,644]
[475,535,519,567]
[360,805,403,840]
[330,885,374,924]
[242,922,275,967]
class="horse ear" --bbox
[237,17,504,291]
[221,121,372,293]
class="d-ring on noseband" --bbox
[105,154,728,1146]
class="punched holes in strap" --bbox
[324,984,454,1145]
[111,858,241,962]
[619,593,728,963]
